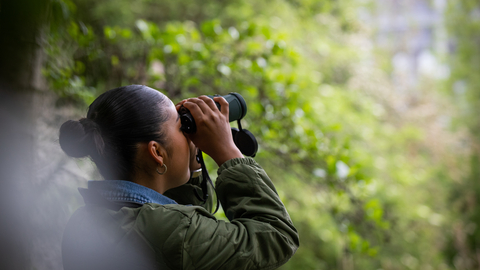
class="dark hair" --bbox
[59,85,170,180]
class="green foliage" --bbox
[44,0,465,269]
[443,1,480,269]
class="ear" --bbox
[147,141,166,165]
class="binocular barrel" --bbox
[209,93,247,122]
[179,93,247,134]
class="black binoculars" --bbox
[178,93,257,157]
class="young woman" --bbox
[59,85,298,270]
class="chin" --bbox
[183,172,191,184]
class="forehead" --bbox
[165,97,174,107]
[163,101,178,121]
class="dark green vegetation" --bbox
[3,0,478,269]
[443,1,480,269]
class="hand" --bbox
[177,96,243,166]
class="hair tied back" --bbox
[58,85,169,180]
[79,118,105,157]
[59,118,105,158]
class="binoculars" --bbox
[178,93,257,157]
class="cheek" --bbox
[188,141,195,160]
[179,143,191,184]
[175,137,191,172]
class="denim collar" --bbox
[86,180,177,205]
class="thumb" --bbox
[213,96,229,119]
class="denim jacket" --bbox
[83,180,177,206]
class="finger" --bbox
[175,99,187,107]
[213,96,229,119]
[175,99,187,111]
[183,100,205,121]
[185,98,213,116]
[198,96,218,111]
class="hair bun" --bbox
[59,120,90,158]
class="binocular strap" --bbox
[193,150,220,215]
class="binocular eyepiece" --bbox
[178,93,257,157]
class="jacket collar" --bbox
[81,180,177,206]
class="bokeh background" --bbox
[1,0,480,269]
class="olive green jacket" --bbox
[62,158,299,270]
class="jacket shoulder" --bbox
[134,203,215,269]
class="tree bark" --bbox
[0,0,50,268]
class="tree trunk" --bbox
[0,0,50,268]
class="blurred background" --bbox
[1,0,479,269]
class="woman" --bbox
[59,85,299,270]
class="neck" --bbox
[133,172,167,194]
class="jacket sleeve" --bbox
[178,157,299,270]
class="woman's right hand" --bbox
[177,96,243,167]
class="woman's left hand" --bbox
[178,96,243,166]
